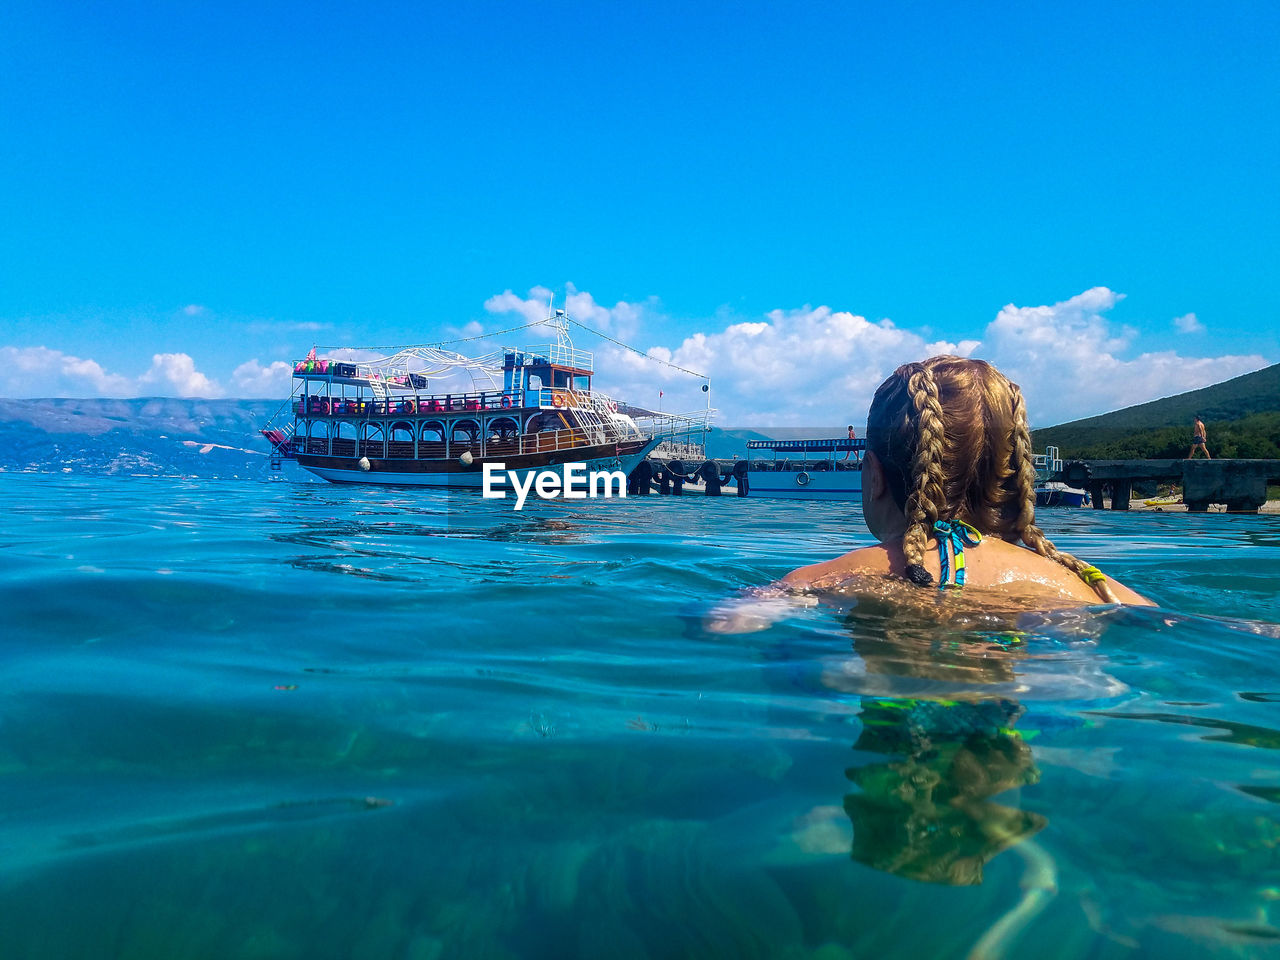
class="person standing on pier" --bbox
[842,424,861,463]
[1187,415,1211,459]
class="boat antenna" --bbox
[546,298,573,356]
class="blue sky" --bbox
[1,0,1277,425]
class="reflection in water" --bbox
[836,608,1048,886]
[845,696,1045,885]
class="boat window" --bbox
[553,370,570,388]
[527,413,560,434]
[451,419,479,443]
[573,375,590,391]
[487,417,519,439]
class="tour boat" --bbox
[739,438,865,498]
[261,310,703,487]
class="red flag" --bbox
[305,346,317,362]
[659,390,664,398]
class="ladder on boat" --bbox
[262,423,297,469]
[573,393,613,445]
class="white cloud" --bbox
[485,283,649,340]
[0,347,226,399]
[182,304,207,317]
[1173,312,1205,334]
[981,290,1262,424]
[231,359,293,396]
[592,305,953,426]
[138,353,224,398]
[548,285,1269,428]
[0,346,136,398]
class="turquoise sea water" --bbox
[2,474,1279,959]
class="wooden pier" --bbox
[631,450,1280,511]
[1059,459,1280,512]
[633,440,865,497]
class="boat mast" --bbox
[550,302,573,360]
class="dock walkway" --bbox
[1058,459,1280,512]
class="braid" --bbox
[1008,386,1040,536]
[1009,387,1119,603]
[902,366,948,587]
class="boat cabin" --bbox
[746,438,865,472]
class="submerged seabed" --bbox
[2,474,1279,959]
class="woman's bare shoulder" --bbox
[781,543,897,588]
[971,539,1155,605]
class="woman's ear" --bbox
[863,450,888,500]
[861,450,907,542]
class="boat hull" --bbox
[1035,483,1089,508]
[741,468,863,500]
[294,438,658,487]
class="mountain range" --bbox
[0,398,286,478]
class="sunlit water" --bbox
[2,474,1279,959]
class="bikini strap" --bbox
[932,519,983,588]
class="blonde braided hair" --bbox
[1007,383,1118,602]
[901,365,948,585]
[867,356,1117,602]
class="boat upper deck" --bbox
[293,388,609,419]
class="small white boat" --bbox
[1033,446,1089,507]
[1035,481,1090,508]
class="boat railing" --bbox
[517,343,594,371]
[1033,445,1063,482]
[519,427,607,454]
[296,393,522,417]
[294,388,622,417]
[651,440,706,461]
[634,411,711,440]
[529,387,617,411]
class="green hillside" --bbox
[1032,362,1280,459]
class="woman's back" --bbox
[784,536,1152,607]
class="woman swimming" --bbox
[784,356,1152,606]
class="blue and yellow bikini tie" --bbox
[933,519,983,588]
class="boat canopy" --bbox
[747,439,865,453]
